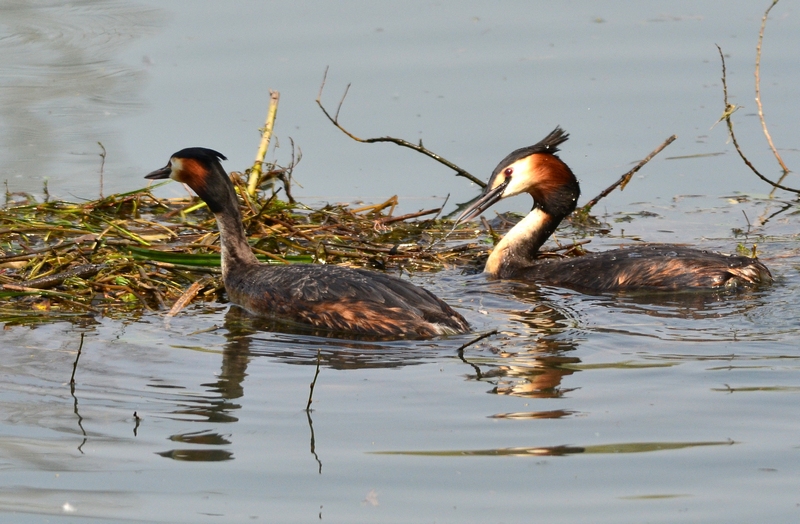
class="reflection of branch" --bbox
[755,0,790,175]
[70,333,87,453]
[72,393,87,454]
[306,410,322,474]
[455,330,498,380]
[306,350,322,473]
[457,352,484,380]
[716,45,799,194]
[316,68,486,188]
[580,135,676,215]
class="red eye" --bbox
[504,167,513,177]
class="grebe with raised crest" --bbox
[146,148,470,338]
[456,127,772,292]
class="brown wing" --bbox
[224,264,470,338]
[518,245,772,292]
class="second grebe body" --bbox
[457,128,772,292]
[146,148,470,338]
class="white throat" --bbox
[485,207,556,277]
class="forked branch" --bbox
[580,134,677,215]
[316,68,486,188]
[716,44,799,195]
[755,0,790,175]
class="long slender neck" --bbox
[484,153,580,278]
[485,206,561,278]
[207,170,259,279]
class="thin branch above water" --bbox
[316,67,486,188]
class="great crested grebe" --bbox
[456,127,772,291]
[146,148,470,338]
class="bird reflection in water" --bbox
[152,263,769,461]
[155,305,449,464]
[456,269,772,423]
[456,282,583,418]
[460,336,580,403]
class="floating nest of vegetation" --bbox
[0,174,496,324]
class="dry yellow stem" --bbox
[248,90,281,196]
[167,278,205,317]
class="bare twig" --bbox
[306,349,322,412]
[379,207,441,225]
[580,135,677,214]
[455,330,498,380]
[432,193,450,221]
[316,68,486,188]
[455,329,498,355]
[755,0,790,174]
[276,137,298,203]
[716,44,800,195]
[741,209,752,234]
[97,142,106,199]
[70,333,85,387]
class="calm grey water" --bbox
[1,1,798,208]
[1,1,799,522]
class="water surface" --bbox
[1,1,800,522]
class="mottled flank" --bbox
[510,245,772,292]
[225,264,470,338]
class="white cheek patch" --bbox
[169,157,183,181]
[501,159,532,197]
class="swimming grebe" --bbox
[456,127,772,291]
[146,148,470,338]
